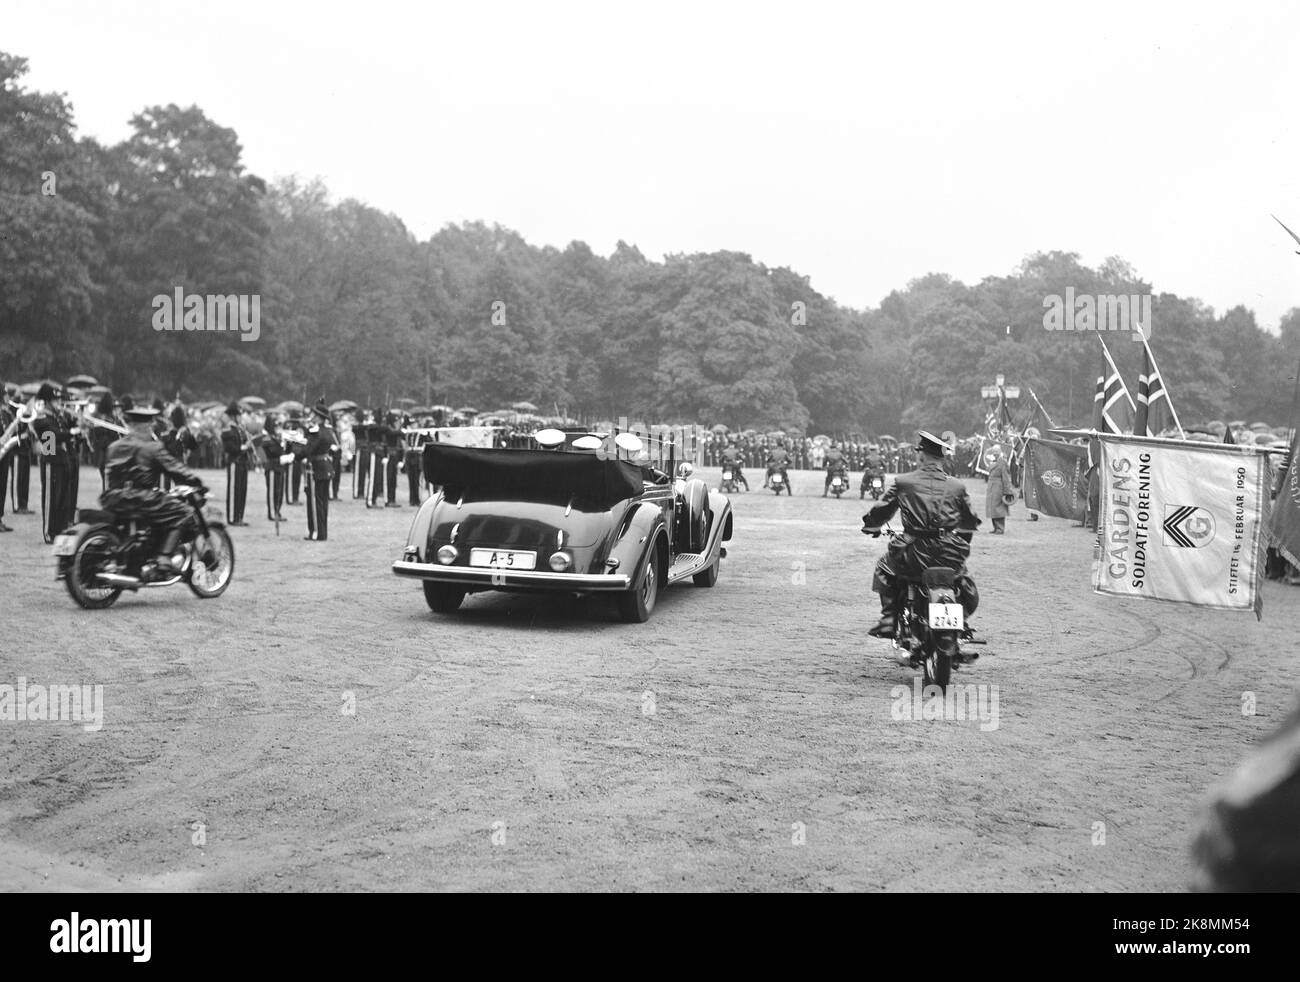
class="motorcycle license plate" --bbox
[872,479,882,488]
[470,549,537,571]
[51,534,77,557]
[832,478,842,487]
[772,475,782,483]
[722,471,733,480]
[928,604,964,630]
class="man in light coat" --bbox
[985,446,1014,534]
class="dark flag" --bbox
[1098,337,1135,435]
[1223,425,1236,446]
[1134,337,1184,438]
[1268,436,1300,567]
[1024,438,1090,522]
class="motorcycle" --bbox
[720,466,740,494]
[767,466,791,495]
[872,526,978,688]
[862,474,884,500]
[53,485,235,609]
[827,466,849,498]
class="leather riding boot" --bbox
[868,591,898,638]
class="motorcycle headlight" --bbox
[436,545,458,565]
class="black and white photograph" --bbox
[1,0,1298,938]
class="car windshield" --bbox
[424,444,645,509]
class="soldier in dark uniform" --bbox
[30,383,78,543]
[294,401,338,541]
[366,410,387,509]
[720,440,748,491]
[8,385,34,517]
[404,419,426,506]
[862,430,981,641]
[220,402,251,526]
[258,415,289,523]
[383,412,403,507]
[823,442,847,497]
[329,415,343,502]
[283,412,305,505]
[88,392,123,491]
[102,405,209,578]
[160,405,197,490]
[352,411,372,500]
[0,390,22,532]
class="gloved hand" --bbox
[861,525,881,538]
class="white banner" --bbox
[432,426,497,448]
[1093,435,1268,616]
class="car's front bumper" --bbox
[391,560,632,591]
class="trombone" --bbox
[1,399,39,457]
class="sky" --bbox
[5,0,1299,327]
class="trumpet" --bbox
[78,410,129,436]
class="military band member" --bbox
[366,411,386,509]
[30,383,77,544]
[405,422,426,506]
[384,412,403,507]
[284,412,304,505]
[0,390,21,532]
[329,411,343,501]
[352,412,371,500]
[294,401,338,541]
[220,402,251,526]
[259,416,288,522]
[160,405,197,490]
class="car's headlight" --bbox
[436,545,458,565]
[549,551,572,572]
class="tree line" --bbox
[3,51,1298,437]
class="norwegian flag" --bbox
[1091,337,1135,435]
[1134,337,1185,438]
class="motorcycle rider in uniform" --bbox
[720,440,749,491]
[764,441,793,494]
[101,405,210,579]
[862,430,981,642]
[860,444,884,499]
[823,442,847,497]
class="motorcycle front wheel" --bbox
[187,525,235,598]
[66,528,124,610]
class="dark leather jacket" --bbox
[864,458,980,534]
[105,432,204,491]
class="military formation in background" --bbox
[2,375,1298,586]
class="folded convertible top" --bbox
[423,444,645,508]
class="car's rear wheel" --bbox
[423,581,466,613]
[617,550,658,622]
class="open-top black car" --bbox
[392,429,733,621]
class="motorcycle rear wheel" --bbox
[924,634,956,688]
[66,529,124,610]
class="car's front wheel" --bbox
[617,551,658,623]
[423,581,466,614]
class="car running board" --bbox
[666,552,708,584]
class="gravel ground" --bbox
[0,464,1294,891]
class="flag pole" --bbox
[1140,331,1185,440]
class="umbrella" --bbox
[456,406,479,416]
[710,423,729,434]
[1249,421,1272,432]
[1228,419,1247,429]
[329,399,358,412]
[812,433,831,446]
[394,397,418,407]
[273,400,304,413]
[512,401,539,413]
[87,384,111,396]
[65,374,98,388]
[767,430,786,440]
[239,396,266,408]
[1253,433,1277,445]
[408,406,433,416]
[430,404,455,414]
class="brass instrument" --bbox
[1,399,38,457]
